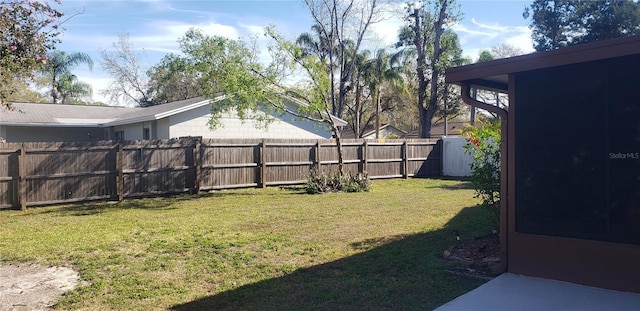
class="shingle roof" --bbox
[341,124,406,139]
[0,96,214,127]
[402,121,468,138]
[0,95,349,129]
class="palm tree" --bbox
[296,23,338,75]
[363,49,404,139]
[57,73,92,104]
[44,51,93,104]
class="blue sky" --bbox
[54,0,534,104]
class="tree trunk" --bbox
[423,0,449,138]
[355,83,363,138]
[412,8,430,138]
[374,89,380,139]
[328,120,345,176]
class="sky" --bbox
[54,0,535,104]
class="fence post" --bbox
[193,138,201,194]
[362,140,368,174]
[18,144,26,211]
[117,142,124,201]
[260,140,267,188]
[403,140,409,179]
[315,140,321,172]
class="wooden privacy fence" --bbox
[0,138,441,209]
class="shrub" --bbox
[304,168,370,194]
[462,122,501,222]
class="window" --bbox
[143,128,150,140]
[115,131,124,141]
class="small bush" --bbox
[462,122,501,223]
[304,168,370,194]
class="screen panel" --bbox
[515,60,609,241]
[607,56,640,244]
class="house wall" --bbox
[362,127,405,139]
[156,118,170,139]
[167,104,333,139]
[112,123,145,141]
[1,126,105,142]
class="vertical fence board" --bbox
[0,137,441,209]
[0,144,19,209]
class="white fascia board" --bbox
[154,98,217,119]
[104,95,225,127]
[103,115,155,127]
[331,115,348,127]
[1,122,103,128]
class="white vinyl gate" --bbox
[442,136,473,177]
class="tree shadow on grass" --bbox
[17,194,194,216]
[171,204,494,311]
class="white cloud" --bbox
[369,17,403,48]
[74,75,112,104]
[239,22,266,37]
[453,18,534,60]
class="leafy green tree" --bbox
[523,0,576,51]
[146,54,203,105]
[56,72,92,104]
[478,50,494,62]
[573,0,640,44]
[524,0,640,51]
[295,23,337,75]
[4,77,48,103]
[42,51,93,104]
[173,29,277,129]
[0,0,63,107]
[172,26,356,174]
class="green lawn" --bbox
[0,178,494,310]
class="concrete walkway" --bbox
[435,273,640,311]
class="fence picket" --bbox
[0,137,441,209]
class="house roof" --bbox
[0,95,347,128]
[446,34,640,91]
[341,124,406,139]
[0,96,215,127]
[403,121,469,138]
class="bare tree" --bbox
[398,0,462,138]
[100,34,152,106]
[303,0,383,119]
[490,43,524,59]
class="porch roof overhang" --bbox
[445,34,640,92]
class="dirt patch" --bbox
[0,264,80,311]
[443,233,501,280]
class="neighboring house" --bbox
[403,121,469,138]
[341,124,406,139]
[0,96,347,142]
[446,34,640,292]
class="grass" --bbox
[0,178,495,310]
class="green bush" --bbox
[304,168,370,194]
[462,122,501,222]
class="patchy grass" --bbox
[0,178,495,310]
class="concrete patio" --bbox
[435,273,640,311]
